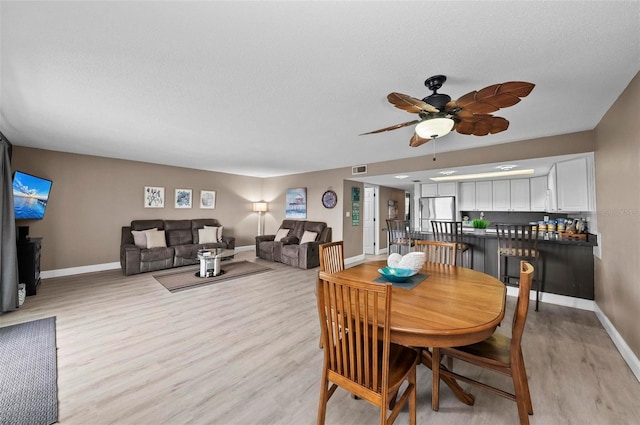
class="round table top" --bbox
[328,260,506,347]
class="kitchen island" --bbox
[412,230,597,300]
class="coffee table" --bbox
[196,248,235,278]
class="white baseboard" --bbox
[345,254,366,267]
[505,287,596,311]
[41,262,121,279]
[593,303,640,382]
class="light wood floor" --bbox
[1,251,638,425]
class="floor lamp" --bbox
[253,202,268,236]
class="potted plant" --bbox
[472,218,490,235]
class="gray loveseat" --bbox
[255,219,331,269]
[120,218,235,275]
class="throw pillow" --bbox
[275,228,290,241]
[300,231,318,244]
[204,225,223,242]
[145,230,167,248]
[199,227,218,244]
[131,227,157,248]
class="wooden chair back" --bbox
[319,241,345,274]
[414,240,457,266]
[316,271,418,424]
[386,219,413,255]
[431,220,464,244]
[511,260,534,351]
[495,224,539,258]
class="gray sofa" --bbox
[255,219,331,269]
[120,218,235,275]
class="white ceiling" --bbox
[1,1,639,180]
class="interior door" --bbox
[364,187,375,254]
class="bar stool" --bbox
[386,219,414,255]
[495,223,542,311]
[431,221,472,268]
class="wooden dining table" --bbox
[326,260,507,408]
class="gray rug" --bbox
[154,261,272,292]
[0,316,58,425]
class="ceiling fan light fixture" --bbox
[415,117,455,139]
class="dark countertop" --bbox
[412,230,598,247]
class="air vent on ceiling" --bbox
[352,164,368,175]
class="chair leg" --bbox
[432,347,441,411]
[535,257,540,312]
[317,371,329,425]
[511,355,532,425]
[517,350,533,414]
[409,366,417,425]
[497,253,502,283]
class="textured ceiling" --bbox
[1,1,639,178]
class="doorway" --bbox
[363,186,379,255]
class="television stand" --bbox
[17,237,42,296]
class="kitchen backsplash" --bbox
[461,211,569,225]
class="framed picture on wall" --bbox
[144,186,165,208]
[200,190,216,209]
[285,187,307,218]
[175,188,192,208]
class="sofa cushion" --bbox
[140,246,173,262]
[198,227,218,244]
[132,228,156,248]
[204,225,223,242]
[275,228,290,241]
[131,220,164,231]
[300,231,318,244]
[192,218,221,243]
[146,230,167,248]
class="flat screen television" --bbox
[13,171,53,220]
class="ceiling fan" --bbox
[361,75,535,150]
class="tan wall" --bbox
[594,71,640,358]
[12,147,263,270]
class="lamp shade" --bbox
[415,117,454,139]
[252,202,268,213]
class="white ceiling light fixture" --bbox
[439,170,456,175]
[430,169,535,182]
[496,164,517,171]
[414,117,455,140]
[394,175,410,179]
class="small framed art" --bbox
[175,188,193,208]
[200,190,216,209]
[144,186,165,208]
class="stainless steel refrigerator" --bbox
[419,196,456,232]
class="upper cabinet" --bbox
[459,182,476,211]
[510,179,531,211]
[529,175,548,212]
[459,181,492,211]
[475,181,493,211]
[492,180,510,210]
[421,183,456,197]
[555,157,591,211]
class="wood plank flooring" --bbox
[1,251,638,424]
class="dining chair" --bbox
[317,241,346,348]
[386,219,414,255]
[414,240,457,266]
[495,223,542,311]
[432,261,535,425]
[431,220,471,268]
[316,271,419,425]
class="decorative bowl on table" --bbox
[378,266,417,283]
[387,252,426,273]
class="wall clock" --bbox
[322,190,337,209]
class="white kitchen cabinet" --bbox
[422,183,456,197]
[530,175,548,211]
[437,182,456,196]
[547,164,558,212]
[556,157,589,211]
[459,182,476,211]
[492,180,510,210]
[475,181,493,211]
[510,179,531,211]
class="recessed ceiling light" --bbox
[496,164,517,171]
[439,170,456,175]
[430,169,534,182]
[394,175,410,179]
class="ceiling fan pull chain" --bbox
[433,138,437,161]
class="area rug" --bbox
[0,316,58,425]
[154,261,272,292]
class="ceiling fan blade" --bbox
[409,133,431,147]
[387,92,439,114]
[456,115,510,136]
[454,81,535,115]
[359,119,420,135]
